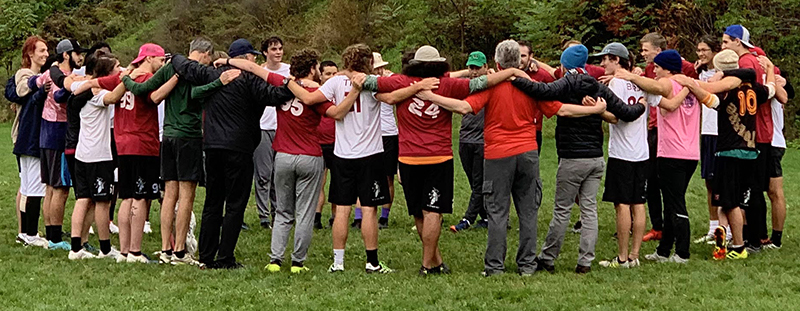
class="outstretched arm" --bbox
[171,54,218,85]
[150,75,179,103]
[598,84,645,122]
[375,78,439,105]
[288,80,329,105]
[556,97,607,117]
[218,58,271,81]
[511,74,598,101]
[416,90,473,115]
[103,83,127,106]
[615,69,672,97]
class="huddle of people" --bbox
[5,23,792,275]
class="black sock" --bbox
[366,249,379,266]
[100,239,111,254]
[45,226,53,241]
[130,251,142,256]
[743,224,749,239]
[315,212,321,223]
[121,253,128,257]
[175,250,186,258]
[25,197,41,236]
[20,211,28,235]
[771,230,783,246]
[52,225,63,242]
[163,249,173,256]
[71,237,82,252]
[292,261,303,267]
[732,245,745,253]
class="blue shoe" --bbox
[449,219,471,233]
[48,241,71,251]
[473,219,489,229]
[82,242,98,253]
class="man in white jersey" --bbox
[593,43,660,268]
[253,36,291,229]
[373,52,397,229]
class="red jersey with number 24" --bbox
[98,73,159,156]
[273,86,334,156]
[377,75,470,157]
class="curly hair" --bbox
[290,49,320,79]
[341,44,373,74]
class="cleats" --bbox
[48,241,71,251]
[328,263,344,273]
[450,219,470,233]
[290,265,310,274]
[266,262,281,273]
[365,261,393,274]
[726,248,748,260]
[599,257,632,268]
[713,226,727,261]
[644,251,670,263]
[643,229,662,241]
[68,249,97,260]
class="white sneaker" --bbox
[16,233,26,244]
[143,221,153,234]
[668,254,688,264]
[159,252,173,264]
[127,254,149,263]
[171,254,201,266]
[328,263,344,273]
[24,235,50,249]
[644,251,669,263]
[69,249,97,260]
[98,247,122,260]
[628,258,640,267]
[109,222,119,234]
[116,253,128,263]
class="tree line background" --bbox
[1,0,798,138]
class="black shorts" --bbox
[321,143,335,169]
[768,146,785,178]
[65,153,76,185]
[602,158,648,205]
[160,136,204,182]
[328,153,391,207]
[712,156,755,211]
[700,135,717,180]
[118,155,161,200]
[40,148,72,188]
[73,160,115,201]
[382,135,399,177]
[753,144,770,191]
[398,159,454,217]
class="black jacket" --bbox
[512,74,645,158]
[170,55,294,154]
[7,74,46,157]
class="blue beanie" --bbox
[561,45,588,70]
[654,50,682,73]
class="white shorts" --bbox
[19,155,46,197]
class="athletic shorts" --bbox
[768,146,785,178]
[398,159,454,217]
[712,156,755,211]
[160,136,204,182]
[40,148,72,188]
[18,155,46,197]
[118,155,161,200]
[700,135,717,180]
[381,135,399,177]
[321,143,334,169]
[328,153,391,207]
[73,160,115,201]
[602,158,648,205]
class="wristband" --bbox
[226,59,230,66]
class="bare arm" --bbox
[657,87,690,112]
[486,68,528,88]
[325,87,361,120]
[615,69,672,97]
[416,90,472,115]
[103,84,127,106]
[150,75,179,103]
[72,79,100,95]
[556,97,606,117]
[287,80,329,105]
[375,78,439,105]
[533,59,557,77]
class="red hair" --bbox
[21,36,46,69]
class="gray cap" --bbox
[56,39,84,54]
[593,42,629,59]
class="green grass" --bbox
[2,118,799,311]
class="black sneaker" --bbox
[314,219,323,230]
[223,261,245,270]
[328,217,334,227]
[351,219,362,229]
[575,265,591,274]
[572,221,582,233]
[449,219,471,232]
[438,262,451,274]
[378,217,389,229]
[474,218,489,229]
[260,220,272,229]
[534,257,555,274]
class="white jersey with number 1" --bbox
[318,75,383,159]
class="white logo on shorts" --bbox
[428,188,440,208]
[136,177,145,193]
[373,181,380,198]
[95,177,105,194]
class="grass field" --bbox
[1,118,798,311]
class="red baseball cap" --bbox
[132,43,166,64]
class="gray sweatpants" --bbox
[539,157,604,268]
[483,150,543,275]
[270,153,324,264]
[254,130,278,223]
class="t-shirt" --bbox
[273,86,334,156]
[657,79,700,160]
[715,69,772,152]
[528,68,556,131]
[260,63,291,131]
[644,60,699,129]
[377,75,471,158]
[380,102,398,136]
[36,68,71,122]
[99,74,160,156]
[738,53,771,144]
[607,78,662,162]
[771,98,786,148]
[76,90,114,163]
[318,75,383,158]
[699,69,718,136]
[459,109,484,144]
[465,82,562,159]
[317,116,335,145]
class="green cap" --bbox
[465,51,487,67]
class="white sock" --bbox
[333,249,345,266]
[726,226,732,240]
[709,220,719,235]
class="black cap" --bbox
[228,39,262,58]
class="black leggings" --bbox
[656,158,697,259]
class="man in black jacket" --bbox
[170,38,294,269]
[511,44,646,274]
